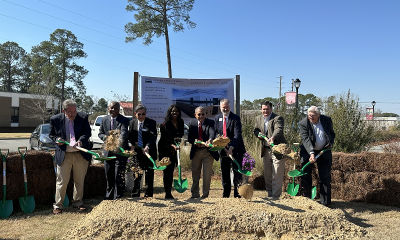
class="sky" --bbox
[1,0,399,115]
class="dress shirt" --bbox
[312,119,326,151]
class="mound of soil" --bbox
[66,195,366,239]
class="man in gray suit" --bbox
[253,101,286,198]
[99,101,130,200]
[299,106,335,207]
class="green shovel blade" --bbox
[0,199,13,219]
[311,186,317,200]
[19,195,35,214]
[286,178,300,196]
[173,166,188,193]
[231,157,252,176]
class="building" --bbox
[364,117,400,130]
[0,91,59,132]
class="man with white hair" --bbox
[299,106,335,207]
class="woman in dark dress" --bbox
[158,104,184,199]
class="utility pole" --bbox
[291,79,294,91]
[279,76,282,110]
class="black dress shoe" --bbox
[131,194,140,198]
[165,194,174,199]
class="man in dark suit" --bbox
[98,101,130,200]
[128,104,157,197]
[214,99,246,198]
[188,106,219,199]
[49,99,92,214]
[253,101,286,198]
[299,106,335,206]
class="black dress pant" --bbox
[301,150,332,206]
[131,150,154,197]
[220,156,242,198]
[163,152,176,197]
[104,155,127,200]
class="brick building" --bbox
[0,92,59,132]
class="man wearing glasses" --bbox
[299,106,335,207]
[128,104,157,197]
[188,106,219,198]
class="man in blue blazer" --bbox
[214,99,246,198]
[98,101,130,200]
[299,106,335,207]
[128,104,157,198]
[188,106,219,198]
[49,99,92,214]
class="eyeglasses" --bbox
[137,113,146,116]
[197,113,205,116]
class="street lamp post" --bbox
[294,78,301,111]
[372,101,376,120]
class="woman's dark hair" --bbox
[164,104,182,122]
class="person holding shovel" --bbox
[214,99,246,198]
[188,106,219,199]
[99,101,130,200]
[253,101,286,199]
[49,99,92,214]
[158,104,184,199]
[299,106,335,207]
[128,104,157,198]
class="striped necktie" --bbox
[138,122,143,147]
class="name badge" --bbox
[219,118,223,121]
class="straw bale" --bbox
[3,153,22,173]
[379,174,400,190]
[331,170,345,184]
[365,188,400,208]
[24,150,53,170]
[83,164,107,198]
[252,175,265,190]
[336,153,366,172]
[364,152,400,174]
[343,172,382,188]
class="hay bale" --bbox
[337,153,367,172]
[331,170,345,184]
[252,175,265,190]
[344,172,381,189]
[364,152,400,174]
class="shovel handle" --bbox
[194,141,213,147]
[258,133,274,147]
[1,148,9,160]
[18,147,27,156]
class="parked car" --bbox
[29,123,55,151]
[90,115,133,144]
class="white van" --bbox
[90,115,133,144]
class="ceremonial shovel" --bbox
[57,140,116,161]
[194,141,226,151]
[287,148,331,178]
[173,138,188,193]
[0,149,13,218]
[18,147,35,214]
[286,143,300,197]
[223,149,252,176]
[257,133,284,160]
[48,150,69,207]
[135,145,167,171]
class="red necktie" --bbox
[198,122,203,140]
[223,117,227,137]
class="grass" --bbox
[1,171,399,239]
[0,133,31,139]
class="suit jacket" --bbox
[188,118,219,160]
[49,112,92,165]
[128,117,158,160]
[253,112,286,157]
[98,114,129,157]
[299,115,335,162]
[214,111,246,160]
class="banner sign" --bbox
[285,92,296,104]
[366,108,373,120]
[141,76,234,124]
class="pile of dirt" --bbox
[65,196,366,239]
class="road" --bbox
[0,139,102,152]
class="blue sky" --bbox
[1,0,399,115]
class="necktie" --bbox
[223,117,227,137]
[111,118,115,130]
[138,122,143,147]
[198,122,203,140]
[69,120,76,146]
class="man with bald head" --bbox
[299,106,335,207]
[99,101,130,200]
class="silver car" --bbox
[29,124,55,151]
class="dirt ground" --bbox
[0,172,399,239]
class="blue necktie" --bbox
[138,122,143,147]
